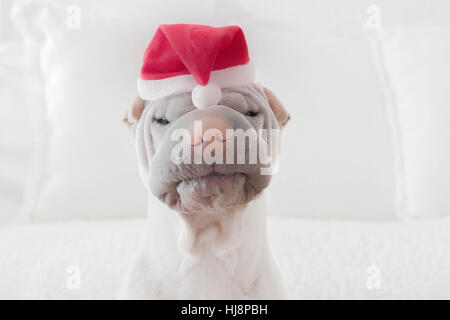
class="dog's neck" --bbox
[142,193,271,298]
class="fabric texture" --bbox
[138,24,254,106]
[141,25,249,82]
[0,0,39,224]
[10,0,176,221]
[1,216,450,299]
[369,25,450,219]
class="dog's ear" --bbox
[263,88,290,128]
[123,96,146,128]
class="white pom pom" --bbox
[191,83,222,109]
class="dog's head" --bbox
[125,84,289,215]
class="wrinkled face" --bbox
[131,84,285,214]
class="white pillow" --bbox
[0,0,38,224]
[13,0,397,221]
[370,25,450,218]
[234,21,395,220]
[261,34,395,220]
[13,0,217,221]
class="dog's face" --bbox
[125,84,289,214]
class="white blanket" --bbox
[1,217,449,299]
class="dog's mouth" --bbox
[150,148,272,214]
[156,168,264,214]
[176,172,247,214]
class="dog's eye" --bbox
[155,117,170,125]
[244,111,259,117]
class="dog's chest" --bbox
[169,252,257,299]
[165,220,256,299]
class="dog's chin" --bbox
[174,173,250,214]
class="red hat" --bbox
[138,24,255,108]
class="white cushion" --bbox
[0,0,38,223]
[1,216,450,299]
[12,0,221,221]
[371,25,450,218]
[13,0,395,221]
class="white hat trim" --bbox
[137,61,255,101]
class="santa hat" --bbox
[138,24,255,109]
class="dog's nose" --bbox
[187,117,232,146]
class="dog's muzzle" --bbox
[148,105,272,214]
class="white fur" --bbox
[117,193,286,299]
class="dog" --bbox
[118,84,290,299]
[118,24,290,299]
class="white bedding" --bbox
[1,216,449,299]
